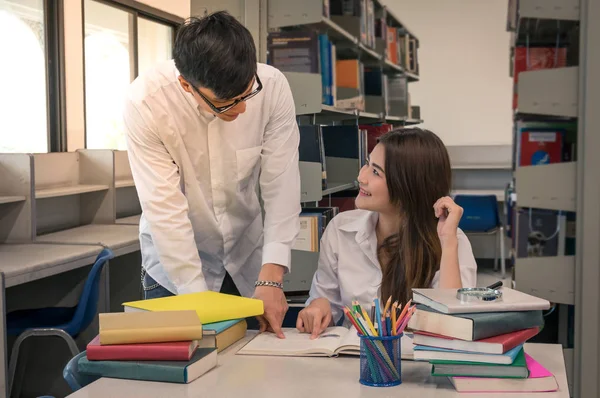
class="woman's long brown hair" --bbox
[377,128,452,304]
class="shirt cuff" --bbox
[176,277,209,295]
[262,241,292,273]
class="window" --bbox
[138,17,173,77]
[0,0,48,153]
[83,0,178,150]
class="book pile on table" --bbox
[407,287,560,393]
[76,291,263,384]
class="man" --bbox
[123,11,301,339]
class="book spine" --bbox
[78,359,185,383]
[86,345,191,361]
[472,311,544,341]
[100,325,203,345]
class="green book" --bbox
[431,348,529,379]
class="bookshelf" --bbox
[261,0,423,294]
[507,0,600,396]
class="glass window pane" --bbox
[84,0,133,150]
[0,0,48,153]
[138,17,173,76]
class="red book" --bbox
[518,130,564,166]
[413,327,539,355]
[512,46,567,109]
[86,335,199,361]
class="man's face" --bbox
[178,76,255,122]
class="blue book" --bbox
[203,318,243,335]
[413,344,523,365]
[78,347,217,384]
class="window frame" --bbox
[81,0,183,149]
[46,0,66,152]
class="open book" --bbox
[236,327,414,360]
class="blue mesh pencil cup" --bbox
[359,332,402,387]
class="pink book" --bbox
[86,335,199,361]
[449,353,559,393]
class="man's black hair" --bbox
[173,11,257,100]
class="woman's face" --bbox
[355,143,396,214]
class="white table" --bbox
[68,332,569,398]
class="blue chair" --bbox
[6,248,114,397]
[453,194,506,279]
[63,351,99,392]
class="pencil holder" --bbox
[358,333,402,387]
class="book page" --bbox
[237,327,348,357]
[336,328,361,355]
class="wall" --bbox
[64,0,190,151]
[382,0,513,146]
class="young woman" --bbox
[297,128,477,338]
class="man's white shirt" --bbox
[123,60,301,297]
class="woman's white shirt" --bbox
[306,209,478,323]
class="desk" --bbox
[0,243,102,288]
[115,214,141,225]
[68,333,569,398]
[37,224,140,257]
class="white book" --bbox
[237,327,414,359]
[412,287,551,314]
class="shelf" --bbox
[383,59,403,74]
[115,179,135,188]
[357,43,382,62]
[0,196,26,205]
[404,71,420,82]
[322,181,357,195]
[515,162,576,212]
[517,67,578,118]
[385,115,403,122]
[515,256,575,305]
[37,223,141,257]
[404,118,423,125]
[116,214,141,225]
[0,243,102,288]
[267,0,357,45]
[36,184,109,199]
[383,5,418,41]
[513,0,579,46]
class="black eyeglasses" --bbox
[188,74,262,114]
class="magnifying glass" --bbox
[456,281,503,303]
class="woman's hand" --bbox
[296,298,333,339]
[433,196,464,246]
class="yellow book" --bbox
[122,291,264,324]
[99,310,203,345]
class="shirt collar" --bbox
[174,66,217,122]
[338,210,379,243]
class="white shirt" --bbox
[123,60,301,297]
[306,209,478,324]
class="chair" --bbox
[63,351,99,392]
[453,194,506,279]
[6,248,114,397]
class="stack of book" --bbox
[77,291,263,384]
[407,287,560,393]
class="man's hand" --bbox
[254,263,288,339]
